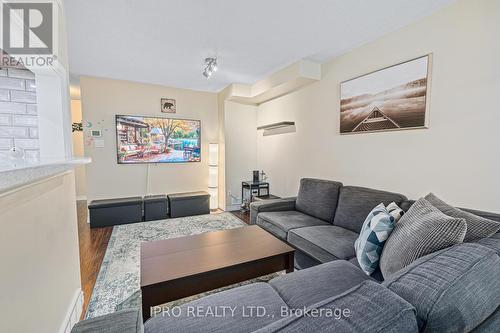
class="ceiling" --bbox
[65,0,455,93]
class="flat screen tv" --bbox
[115,115,201,164]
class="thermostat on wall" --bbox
[91,130,102,137]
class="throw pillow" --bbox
[387,202,404,222]
[354,203,396,275]
[379,198,467,278]
[425,193,500,242]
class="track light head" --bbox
[203,57,218,79]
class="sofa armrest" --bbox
[249,197,296,225]
[71,309,144,333]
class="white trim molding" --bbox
[225,204,242,212]
[58,288,83,333]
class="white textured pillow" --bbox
[387,202,404,223]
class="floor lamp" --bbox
[208,143,219,210]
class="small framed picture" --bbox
[161,98,176,113]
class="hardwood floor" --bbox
[230,210,250,224]
[76,200,113,319]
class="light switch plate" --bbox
[94,139,105,148]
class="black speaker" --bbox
[253,170,260,182]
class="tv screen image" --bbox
[116,115,201,164]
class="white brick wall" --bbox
[0,138,13,149]
[0,77,25,90]
[0,89,9,101]
[0,67,39,159]
[0,101,27,113]
[0,114,11,125]
[0,126,28,137]
[26,104,37,114]
[14,138,39,149]
[12,114,38,126]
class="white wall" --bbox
[80,76,218,201]
[257,0,500,212]
[0,171,82,333]
[224,101,257,210]
[71,100,87,199]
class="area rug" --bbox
[86,212,273,319]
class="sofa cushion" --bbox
[287,225,358,262]
[477,233,500,254]
[379,198,467,278]
[269,260,372,308]
[348,257,384,282]
[399,199,415,212]
[354,203,396,275]
[295,178,342,223]
[401,199,500,224]
[249,197,296,225]
[144,283,287,333]
[255,281,418,333]
[71,309,143,333]
[333,186,407,233]
[257,210,329,240]
[425,193,500,242]
[383,243,500,333]
[471,308,500,333]
[294,250,321,270]
[461,208,500,223]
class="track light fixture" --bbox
[203,57,218,78]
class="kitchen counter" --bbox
[0,157,91,194]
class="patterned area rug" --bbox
[86,212,280,319]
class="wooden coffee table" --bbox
[140,225,294,321]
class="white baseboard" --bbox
[225,204,242,211]
[58,288,83,333]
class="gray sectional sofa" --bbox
[251,179,499,274]
[73,178,500,333]
[251,178,410,277]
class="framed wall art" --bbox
[161,98,176,113]
[340,54,432,134]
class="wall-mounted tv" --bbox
[116,115,201,164]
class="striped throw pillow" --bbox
[425,193,500,242]
[379,198,467,279]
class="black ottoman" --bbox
[168,191,210,218]
[144,195,168,221]
[88,197,143,228]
